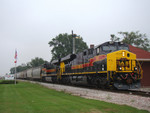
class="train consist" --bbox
[17,41,143,90]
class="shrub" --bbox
[0,80,18,84]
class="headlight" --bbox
[122,52,125,56]
[102,64,105,71]
[134,67,137,71]
[118,67,122,71]
[102,67,104,71]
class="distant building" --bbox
[5,74,14,80]
[0,76,4,80]
[129,45,150,87]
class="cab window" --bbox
[118,46,129,50]
[96,47,100,54]
[102,45,117,51]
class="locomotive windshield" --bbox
[102,45,117,52]
[118,46,129,50]
[102,45,129,52]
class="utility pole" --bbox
[72,30,76,54]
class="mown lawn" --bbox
[0,81,149,113]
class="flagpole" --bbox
[15,62,16,85]
[14,49,17,85]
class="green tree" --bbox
[110,34,120,42]
[110,31,150,51]
[10,67,15,74]
[48,33,88,61]
[30,57,45,67]
[10,64,28,74]
[10,57,45,74]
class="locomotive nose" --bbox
[107,50,136,72]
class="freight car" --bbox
[17,71,26,79]
[17,41,143,90]
[17,66,42,81]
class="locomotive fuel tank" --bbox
[70,75,88,85]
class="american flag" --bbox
[14,50,17,63]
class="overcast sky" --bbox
[0,0,150,76]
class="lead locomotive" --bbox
[40,41,143,90]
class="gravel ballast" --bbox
[30,81,150,112]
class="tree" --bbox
[10,64,29,74]
[30,57,45,67]
[10,57,45,74]
[48,33,88,61]
[110,34,120,42]
[10,67,15,74]
[110,31,150,51]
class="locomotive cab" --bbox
[94,41,143,89]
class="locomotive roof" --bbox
[51,41,129,64]
[51,54,76,64]
[95,41,128,48]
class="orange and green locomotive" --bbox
[41,41,143,90]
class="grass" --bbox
[0,81,149,113]
[0,80,18,84]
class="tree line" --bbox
[10,57,46,74]
[110,31,150,51]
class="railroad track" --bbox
[69,83,150,97]
[97,88,150,97]
[19,79,150,97]
[49,83,150,97]
[64,84,150,97]
[90,87,150,97]
[126,90,150,97]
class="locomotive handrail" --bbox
[120,74,128,79]
[136,60,143,79]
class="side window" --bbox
[84,51,87,56]
[88,49,93,55]
[99,46,102,53]
[97,48,100,54]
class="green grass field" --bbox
[0,81,149,113]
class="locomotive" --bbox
[17,41,143,90]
